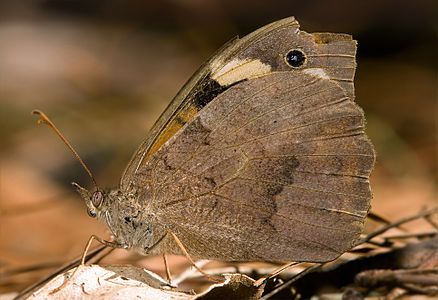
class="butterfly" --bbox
[74,17,375,264]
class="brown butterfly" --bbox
[72,17,375,264]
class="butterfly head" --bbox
[72,182,155,251]
[72,182,107,218]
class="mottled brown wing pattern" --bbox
[135,71,374,262]
[120,17,358,191]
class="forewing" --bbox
[136,71,375,262]
[120,17,357,191]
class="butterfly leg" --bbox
[80,235,120,265]
[168,231,224,283]
[49,235,119,295]
[253,262,300,287]
[162,253,172,284]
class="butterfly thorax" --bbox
[100,189,154,250]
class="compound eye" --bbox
[285,49,306,68]
[91,190,103,207]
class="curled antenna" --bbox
[32,110,99,191]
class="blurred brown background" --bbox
[0,0,436,293]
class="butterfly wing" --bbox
[120,17,357,190]
[138,70,374,262]
[122,17,374,262]
[119,37,239,187]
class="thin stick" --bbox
[93,246,116,265]
[424,213,438,230]
[14,245,107,300]
[1,261,62,278]
[358,206,438,245]
[32,110,99,191]
[261,264,322,300]
[384,231,437,241]
[368,211,392,225]
[50,235,119,295]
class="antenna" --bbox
[32,110,99,191]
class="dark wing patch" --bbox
[192,78,236,109]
